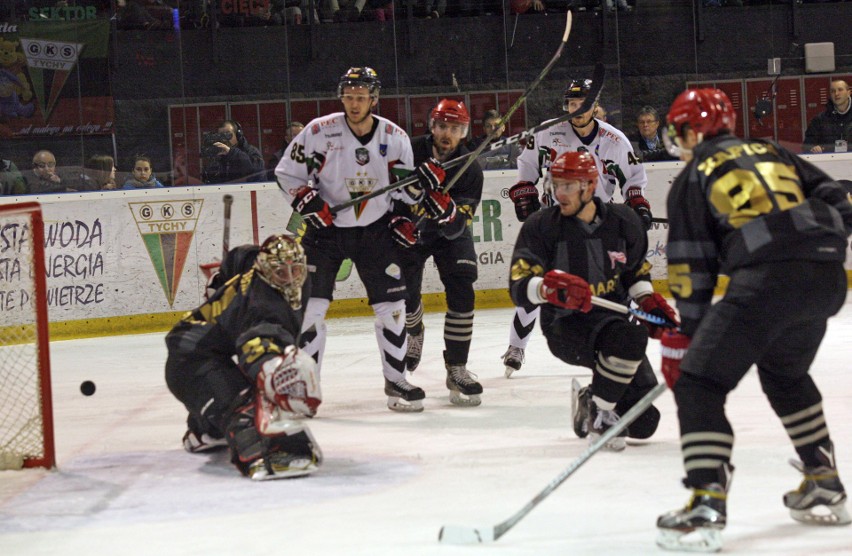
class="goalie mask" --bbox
[664,88,736,158]
[337,66,381,100]
[254,235,307,310]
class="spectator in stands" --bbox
[82,154,118,190]
[467,109,518,170]
[595,104,608,122]
[115,0,168,30]
[321,0,365,22]
[202,120,265,184]
[25,150,76,194]
[267,121,304,180]
[362,0,394,21]
[633,106,677,161]
[414,0,446,18]
[1,153,26,196]
[803,79,852,154]
[172,151,202,186]
[123,154,165,189]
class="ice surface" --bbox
[2,302,851,555]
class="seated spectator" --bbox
[25,150,77,194]
[1,154,26,195]
[595,104,608,122]
[172,151,202,186]
[267,121,304,180]
[83,154,118,190]
[123,154,165,189]
[467,109,518,170]
[633,106,677,162]
[362,0,393,21]
[803,79,851,154]
[201,120,265,184]
[414,0,446,18]
[321,0,365,22]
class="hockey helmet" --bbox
[550,151,598,182]
[337,67,381,99]
[430,99,471,136]
[254,234,307,309]
[666,88,736,141]
[563,78,593,111]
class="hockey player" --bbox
[274,67,444,413]
[502,77,651,377]
[656,88,852,552]
[509,151,675,451]
[392,99,484,406]
[165,235,323,481]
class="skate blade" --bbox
[504,365,516,378]
[449,391,482,407]
[404,359,420,373]
[656,527,723,552]
[387,396,424,413]
[790,503,852,526]
[439,524,495,544]
[248,458,319,481]
[588,431,626,452]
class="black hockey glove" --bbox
[422,188,457,225]
[625,188,652,230]
[388,215,420,248]
[508,181,541,221]
[292,185,333,229]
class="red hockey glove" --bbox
[638,293,680,339]
[542,270,592,312]
[509,181,542,221]
[414,158,446,193]
[257,347,322,419]
[660,331,690,389]
[625,188,652,230]
[422,189,457,224]
[388,215,420,248]
[291,185,333,229]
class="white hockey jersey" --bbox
[517,118,647,203]
[275,112,415,227]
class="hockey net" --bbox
[0,202,55,470]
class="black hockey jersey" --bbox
[666,134,852,336]
[509,199,652,314]
[165,269,308,380]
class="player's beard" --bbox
[346,106,373,126]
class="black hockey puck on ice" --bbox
[80,381,96,396]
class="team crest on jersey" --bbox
[385,124,393,134]
[608,250,627,269]
[355,147,370,166]
[379,144,387,156]
[345,171,378,219]
[311,124,320,135]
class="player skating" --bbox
[165,235,323,480]
[656,88,852,552]
[392,99,484,406]
[508,151,676,451]
[275,67,442,412]
[503,77,651,377]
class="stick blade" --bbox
[438,525,495,544]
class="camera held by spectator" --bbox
[202,130,235,158]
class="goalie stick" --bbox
[438,381,669,545]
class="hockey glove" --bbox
[625,188,652,230]
[388,215,420,248]
[508,181,542,221]
[422,188,457,224]
[660,331,690,389]
[292,185,333,229]
[257,346,322,418]
[414,158,446,193]
[637,293,679,339]
[541,270,592,312]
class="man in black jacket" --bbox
[202,120,265,184]
[633,106,677,162]
[803,79,852,154]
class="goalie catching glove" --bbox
[541,270,592,312]
[257,346,322,419]
[509,181,541,221]
[624,188,652,230]
[637,293,679,339]
[292,185,333,229]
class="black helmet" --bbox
[337,67,381,99]
[563,78,593,111]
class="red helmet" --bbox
[550,151,598,182]
[666,88,736,139]
[430,99,471,125]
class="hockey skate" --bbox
[586,396,627,451]
[501,345,525,378]
[404,324,425,373]
[657,463,733,553]
[384,376,426,412]
[183,429,228,453]
[783,441,850,526]
[571,378,591,439]
[445,359,483,407]
[248,450,321,481]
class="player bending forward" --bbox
[165,235,322,480]
[656,88,851,552]
[508,152,676,451]
[503,77,651,377]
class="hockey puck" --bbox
[80,381,96,396]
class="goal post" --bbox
[0,202,55,470]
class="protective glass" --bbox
[662,123,683,158]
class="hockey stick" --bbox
[590,295,675,327]
[438,381,669,544]
[222,194,233,260]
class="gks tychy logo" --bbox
[129,200,203,306]
[19,38,83,120]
